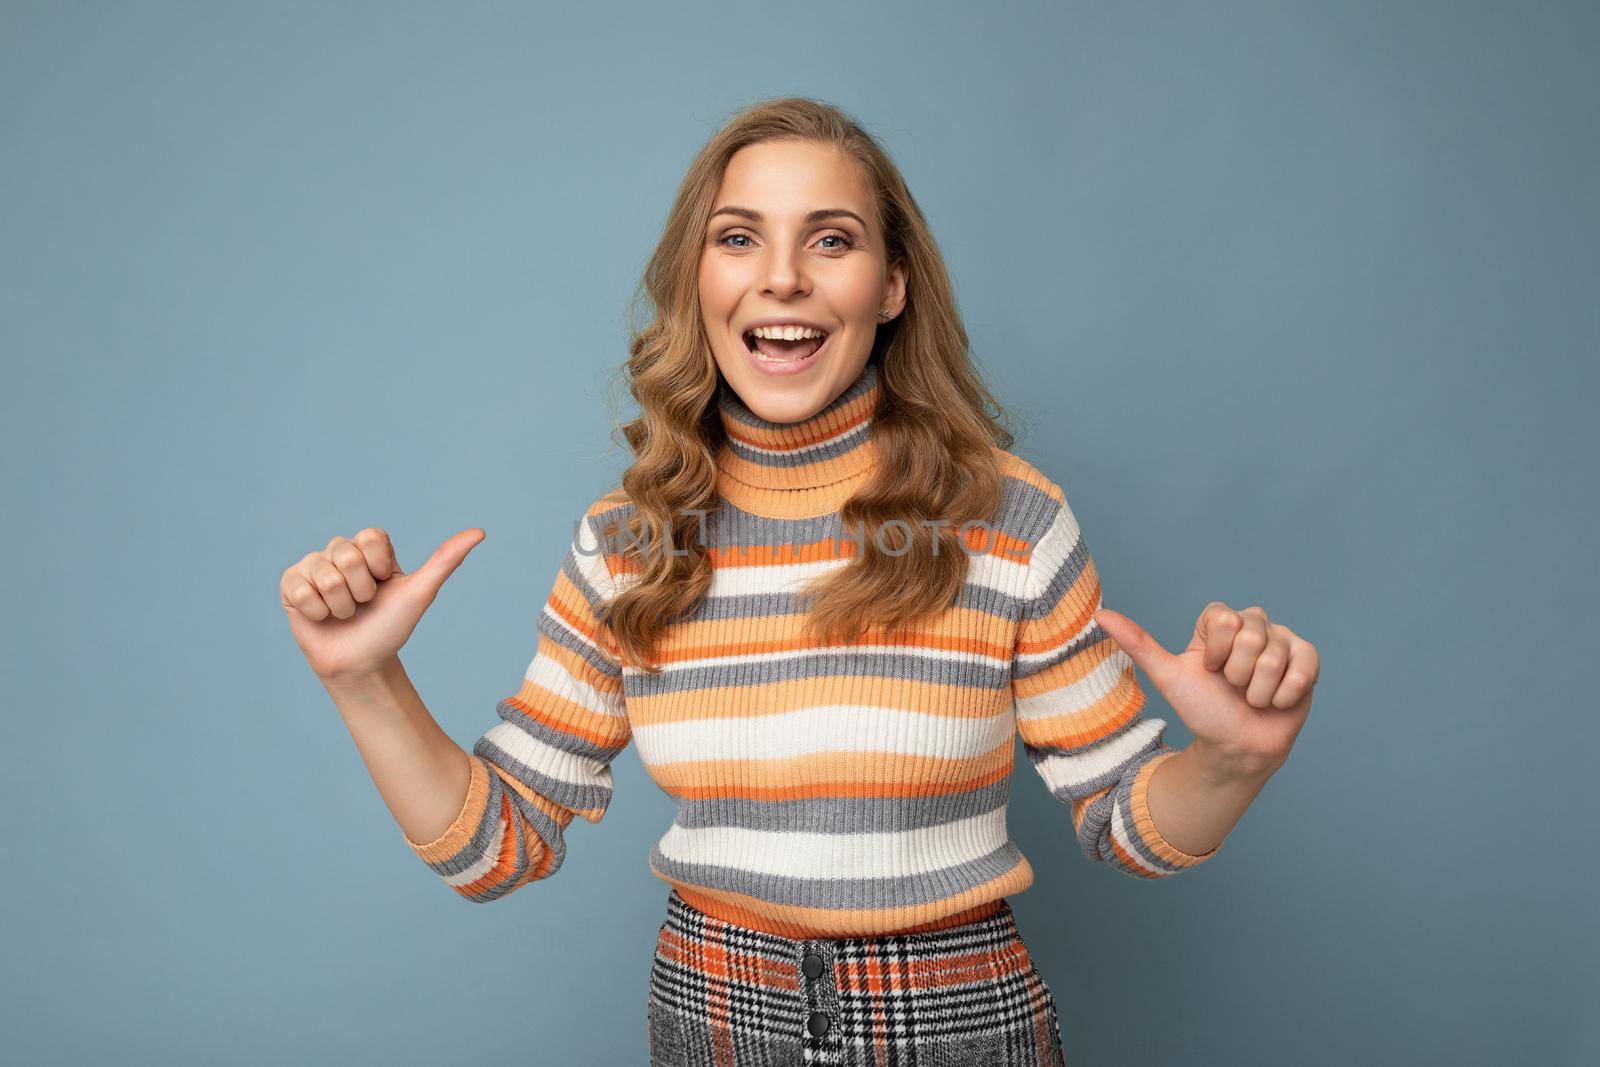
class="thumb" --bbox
[407,528,486,600]
[1093,606,1182,694]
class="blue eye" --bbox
[714,232,855,251]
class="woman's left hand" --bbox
[1093,602,1319,783]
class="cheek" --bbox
[698,255,742,315]
[822,261,886,317]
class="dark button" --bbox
[807,1011,831,1038]
[801,953,824,979]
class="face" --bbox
[699,139,907,424]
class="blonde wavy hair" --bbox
[600,96,1019,673]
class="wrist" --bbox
[320,656,407,702]
[1187,737,1284,787]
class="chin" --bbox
[734,381,816,422]
[731,358,865,424]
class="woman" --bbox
[280,97,1320,1066]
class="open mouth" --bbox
[742,327,830,363]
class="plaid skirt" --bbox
[646,890,1067,1067]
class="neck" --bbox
[715,360,883,518]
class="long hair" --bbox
[600,96,1018,673]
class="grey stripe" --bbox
[474,731,614,815]
[421,757,569,897]
[1074,789,1119,865]
[1011,623,1107,681]
[724,421,872,471]
[670,778,1012,834]
[535,600,621,680]
[627,647,1011,697]
[1024,716,1165,791]
[494,697,627,763]
[1108,744,1186,872]
[1066,743,1179,873]
[998,476,1062,551]
[664,580,1024,625]
[576,438,1057,566]
[648,839,1027,910]
[1018,534,1092,623]
[705,484,1051,553]
[420,756,511,877]
[559,541,608,609]
[698,507,843,547]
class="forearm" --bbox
[1143,739,1280,857]
[321,656,475,848]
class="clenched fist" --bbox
[279,527,485,682]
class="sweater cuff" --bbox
[403,756,491,863]
[1127,750,1221,869]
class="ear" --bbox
[883,258,909,319]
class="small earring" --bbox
[877,310,893,322]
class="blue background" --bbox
[3,1,1595,1063]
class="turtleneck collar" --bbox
[714,359,883,518]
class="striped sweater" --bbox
[403,360,1219,937]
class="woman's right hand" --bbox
[279,527,486,682]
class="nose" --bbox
[758,240,811,300]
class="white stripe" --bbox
[1108,796,1166,875]
[1024,503,1084,600]
[732,420,868,460]
[962,551,1030,599]
[1012,649,1130,722]
[632,704,1014,764]
[542,599,606,654]
[482,720,617,790]
[708,556,851,596]
[695,547,1030,601]
[646,639,1012,679]
[440,814,507,887]
[522,644,625,718]
[586,529,1029,601]
[655,807,1009,879]
[568,532,617,599]
[1031,718,1165,797]
[1010,616,1100,669]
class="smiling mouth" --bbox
[743,329,830,362]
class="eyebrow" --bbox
[709,205,869,229]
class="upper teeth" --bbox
[749,325,826,340]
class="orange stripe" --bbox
[455,790,528,897]
[655,927,802,994]
[503,684,627,751]
[649,603,1014,659]
[627,672,1010,725]
[495,769,578,829]
[649,624,1012,666]
[722,401,873,451]
[709,921,734,1067]
[995,448,1066,503]
[640,680,993,725]
[664,867,1027,939]
[1016,672,1146,750]
[1108,831,1158,878]
[1011,636,1121,695]
[835,946,999,993]
[646,743,1015,798]
[545,576,608,647]
[1013,571,1101,655]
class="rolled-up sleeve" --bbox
[405,513,630,901]
[1011,491,1219,879]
